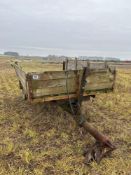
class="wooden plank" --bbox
[29,70,78,81]
[29,69,108,81]
[31,94,78,103]
[67,60,106,70]
[89,62,106,69]
[14,65,27,91]
[31,92,93,103]
[85,82,113,91]
[31,77,77,89]
[90,69,107,73]
[87,73,114,83]
[32,81,113,98]
[32,82,77,97]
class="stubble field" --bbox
[0,58,131,175]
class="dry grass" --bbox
[0,57,131,175]
[14,60,63,72]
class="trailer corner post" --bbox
[26,74,33,102]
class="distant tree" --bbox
[105,57,120,62]
[4,51,19,57]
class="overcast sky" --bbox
[0,0,131,59]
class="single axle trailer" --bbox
[12,60,116,103]
[12,59,116,164]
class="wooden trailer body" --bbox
[12,61,116,103]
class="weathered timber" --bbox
[31,93,94,103]
[28,71,78,80]
[31,77,77,89]
[12,63,27,91]
[12,61,116,103]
